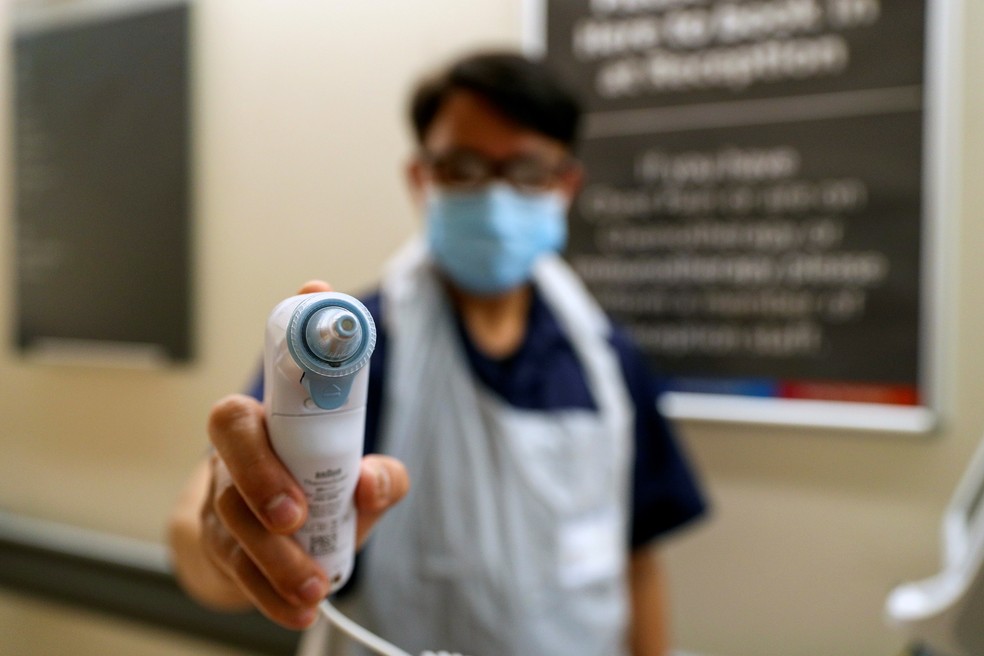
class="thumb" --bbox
[354,455,410,548]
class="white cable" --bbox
[317,599,469,656]
[318,599,412,656]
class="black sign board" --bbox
[12,1,192,363]
[535,0,934,429]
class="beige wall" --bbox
[0,1,981,655]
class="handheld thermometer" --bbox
[263,291,376,592]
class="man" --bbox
[168,51,706,655]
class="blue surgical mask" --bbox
[425,183,568,295]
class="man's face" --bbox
[408,90,582,202]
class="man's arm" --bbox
[629,547,671,656]
[166,394,409,629]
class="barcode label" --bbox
[310,534,336,556]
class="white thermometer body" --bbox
[263,292,376,592]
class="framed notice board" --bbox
[526,1,947,432]
[11,0,192,364]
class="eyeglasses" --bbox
[419,148,575,193]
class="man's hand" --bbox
[168,281,409,630]
[200,394,409,628]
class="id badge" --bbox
[557,508,622,589]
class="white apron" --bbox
[348,240,634,656]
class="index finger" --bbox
[208,394,307,534]
[297,280,332,294]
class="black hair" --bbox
[409,51,582,149]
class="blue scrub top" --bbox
[252,289,707,548]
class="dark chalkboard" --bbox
[532,0,936,430]
[12,1,192,363]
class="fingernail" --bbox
[296,607,319,628]
[266,493,301,530]
[374,465,392,506]
[298,576,327,604]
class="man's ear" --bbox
[558,161,585,205]
[405,157,427,207]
